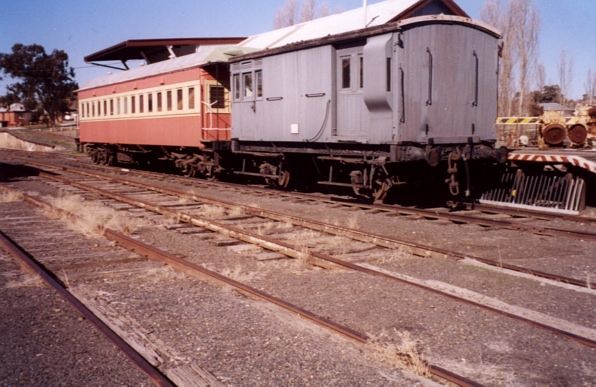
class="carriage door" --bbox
[336,47,364,138]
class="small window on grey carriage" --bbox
[177,89,183,110]
[386,57,392,92]
[147,93,153,112]
[210,85,226,109]
[342,57,350,89]
[233,74,240,100]
[359,56,364,88]
[166,90,172,111]
[255,70,263,97]
[139,94,144,113]
[156,92,162,112]
[243,72,253,98]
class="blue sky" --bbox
[0,0,594,98]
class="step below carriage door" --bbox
[335,45,365,139]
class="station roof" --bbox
[84,37,245,67]
[79,45,246,91]
[239,0,467,50]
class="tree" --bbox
[481,0,518,116]
[481,0,541,116]
[532,84,561,103]
[0,43,77,127]
[274,0,330,28]
[583,68,595,105]
[558,49,573,105]
[511,0,539,116]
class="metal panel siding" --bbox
[232,46,334,142]
[79,116,204,146]
[398,24,498,144]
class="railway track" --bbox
[9,149,596,230]
[22,149,596,239]
[11,162,596,349]
[2,154,595,384]
[18,158,596,290]
[0,230,175,387]
[0,188,480,386]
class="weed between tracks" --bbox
[368,330,430,378]
[0,190,23,203]
[44,194,146,236]
[196,204,226,219]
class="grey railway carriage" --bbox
[223,15,505,201]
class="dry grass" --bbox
[256,221,278,235]
[378,246,413,263]
[196,204,226,219]
[345,214,360,229]
[45,194,146,236]
[368,330,430,377]
[227,206,245,217]
[319,236,352,255]
[0,190,23,203]
[220,264,259,282]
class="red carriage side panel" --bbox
[78,64,232,147]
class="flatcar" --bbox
[79,4,506,203]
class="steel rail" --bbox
[34,171,596,349]
[7,189,479,387]
[36,163,596,290]
[0,230,175,387]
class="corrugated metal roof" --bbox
[84,37,245,63]
[239,0,435,50]
[78,45,245,91]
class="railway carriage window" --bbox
[342,57,350,89]
[139,94,144,113]
[148,93,153,113]
[359,56,364,88]
[188,87,195,110]
[177,89,183,110]
[255,70,263,98]
[167,90,172,111]
[209,85,226,108]
[110,99,114,116]
[103,100,107,117]
[131,96,136,114]
[116,98,120,115]
[243,72,253,98]
[92,102,95,117]
[157,92,162,112]
[233,74,240,100]
[123,96,128,115]
[386,58,392,92]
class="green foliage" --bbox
[0,43,78,126]
[532,84,561,104]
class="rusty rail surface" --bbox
[0,230,175,387]
[31,170,596,349]
[34,162,596,290]
[5,189,480,387]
